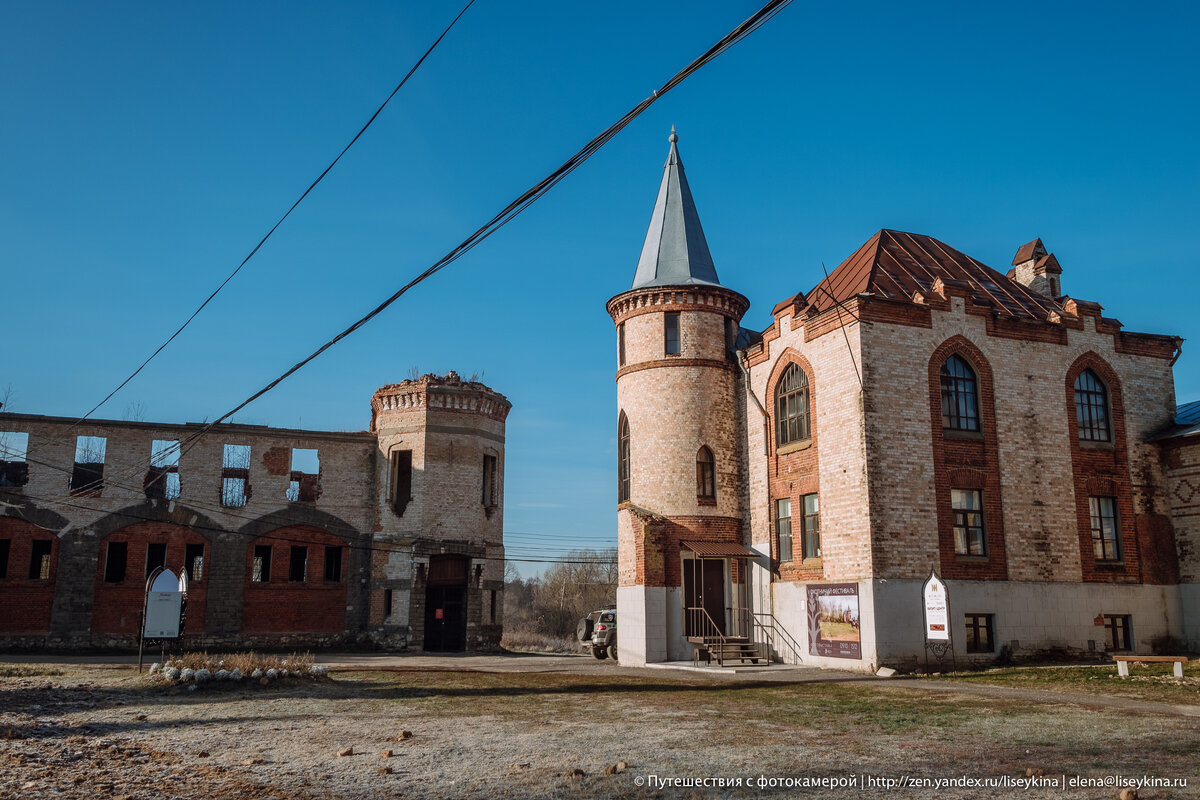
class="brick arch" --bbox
[925,334,1008,580]
[235,506,358,544]
[0,516,60,632]
[92,520,211,636]
[86,502,225,543]
[0,497,70,534]
[1062,351,1147,582]
[763,347,822,580]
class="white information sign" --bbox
[922,571,950,642]
[143,568,184,639]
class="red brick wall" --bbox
[92,522,209,635]
[764,349,824,582]
[0,518,58,633]
[242,525,348,633]
[1064,353,1143,583]
[624,512,743,588]
[927,336,1009,580]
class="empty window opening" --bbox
[482,454,498,507]
[724,317,738,361]
[70,436,107,495]
[0,539,10,579]
[776,498,793,562]
[185,543,205,582]
[145,439,181,500]
[104,541,128,583]
[389,450,413,516]
[289,546,308,582]
[324,546,343,582]
[251,545,272,582]
[286,448,320,502]
[221,444,251,508]
[0,432,30,488]
[145,542,167,578]
[383,589,393,618]
[965,614,995,653]
[490,589,497,624]
[664,312,680,355]
[29,540,52,580]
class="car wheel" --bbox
[592,646,608,660]
[576,617,594,642]
[609,640,618,662]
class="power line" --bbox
[72,0,477,426]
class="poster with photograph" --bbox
[807,583,861,659]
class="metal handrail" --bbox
[750,611,804,664]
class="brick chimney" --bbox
[1008,238,1062,298]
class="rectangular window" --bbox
[802,493,821,559]
[185,543,205,582]
[221,444,251,507]
[29,540,52,580]
[289,546,308,582]
[252,545,272,582]
[724,317,737,361]
[286,448,320,502]
[0,539,9,578]
[389,450,413,515]
[145,439,181,500]
[617,322,626,367]
[482,455,498,506]
[383,589,393,618]
[776,498,793,562]
[104,541,128,583]
[70,436,107,495]
[1104,614,1132,651]
[664,312,680,355]
[145,542,167,578]
[952,489,986,556]
[490,589,498,624]
[0,431,30,488]
[965,613,994,653]
[1089,496,1121,561]
[324,546,342,582]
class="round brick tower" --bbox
[606,130,749,665]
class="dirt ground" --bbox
[1,656,1196,800]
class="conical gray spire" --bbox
[630,128,721,289]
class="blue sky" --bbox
[3,1,1197,572]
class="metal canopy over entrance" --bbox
[680,541,757,664]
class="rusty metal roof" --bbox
[1012,237,1046,265]
[804,230,1065,321]
[681,541,759,558]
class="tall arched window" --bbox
[696,446,715,499]
[940,355,980,431]
[617,413,630,502]
[1074,369,1111,442]
[775,364,810,446]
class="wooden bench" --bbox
[1112,655,1188,678]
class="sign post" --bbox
[921,569,954,669]
[138,567,188,673]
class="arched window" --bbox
[1074,369,1111,442]
[775,364,810,446]
[696,446,715,499]
[940,355,980,432]
[617,413,630,502]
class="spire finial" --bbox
[669,125,677,143]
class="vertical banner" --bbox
[922,570,950,642]
[807,583,861,659]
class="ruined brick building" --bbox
[610,131,1198,670]
[0,372,509,652]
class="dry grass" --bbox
[0,665,64,678]
[162,651,315,674]
[930,660,1200,705]
[500,630,579,654]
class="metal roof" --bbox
[681,541,759,558]
[630,128,722,290]
[1176,400,1200,427]
[804,229,1065,321]
[1147,400,1200,442]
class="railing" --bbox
[750,611,804,665]
[685,607,769,666]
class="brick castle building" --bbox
[0,372,509,652]
[610,131,1198,670]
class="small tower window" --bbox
[1074,369,1111,442]
[617,322,626,367]
[775,364,810,446]
[696,446,715,499]
[617,412,630,503]
[664,312,680,355]
[940,355,980,432]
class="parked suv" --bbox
[577,608,618,661]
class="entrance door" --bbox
[683,558,726,635]
[424,554,468,651]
